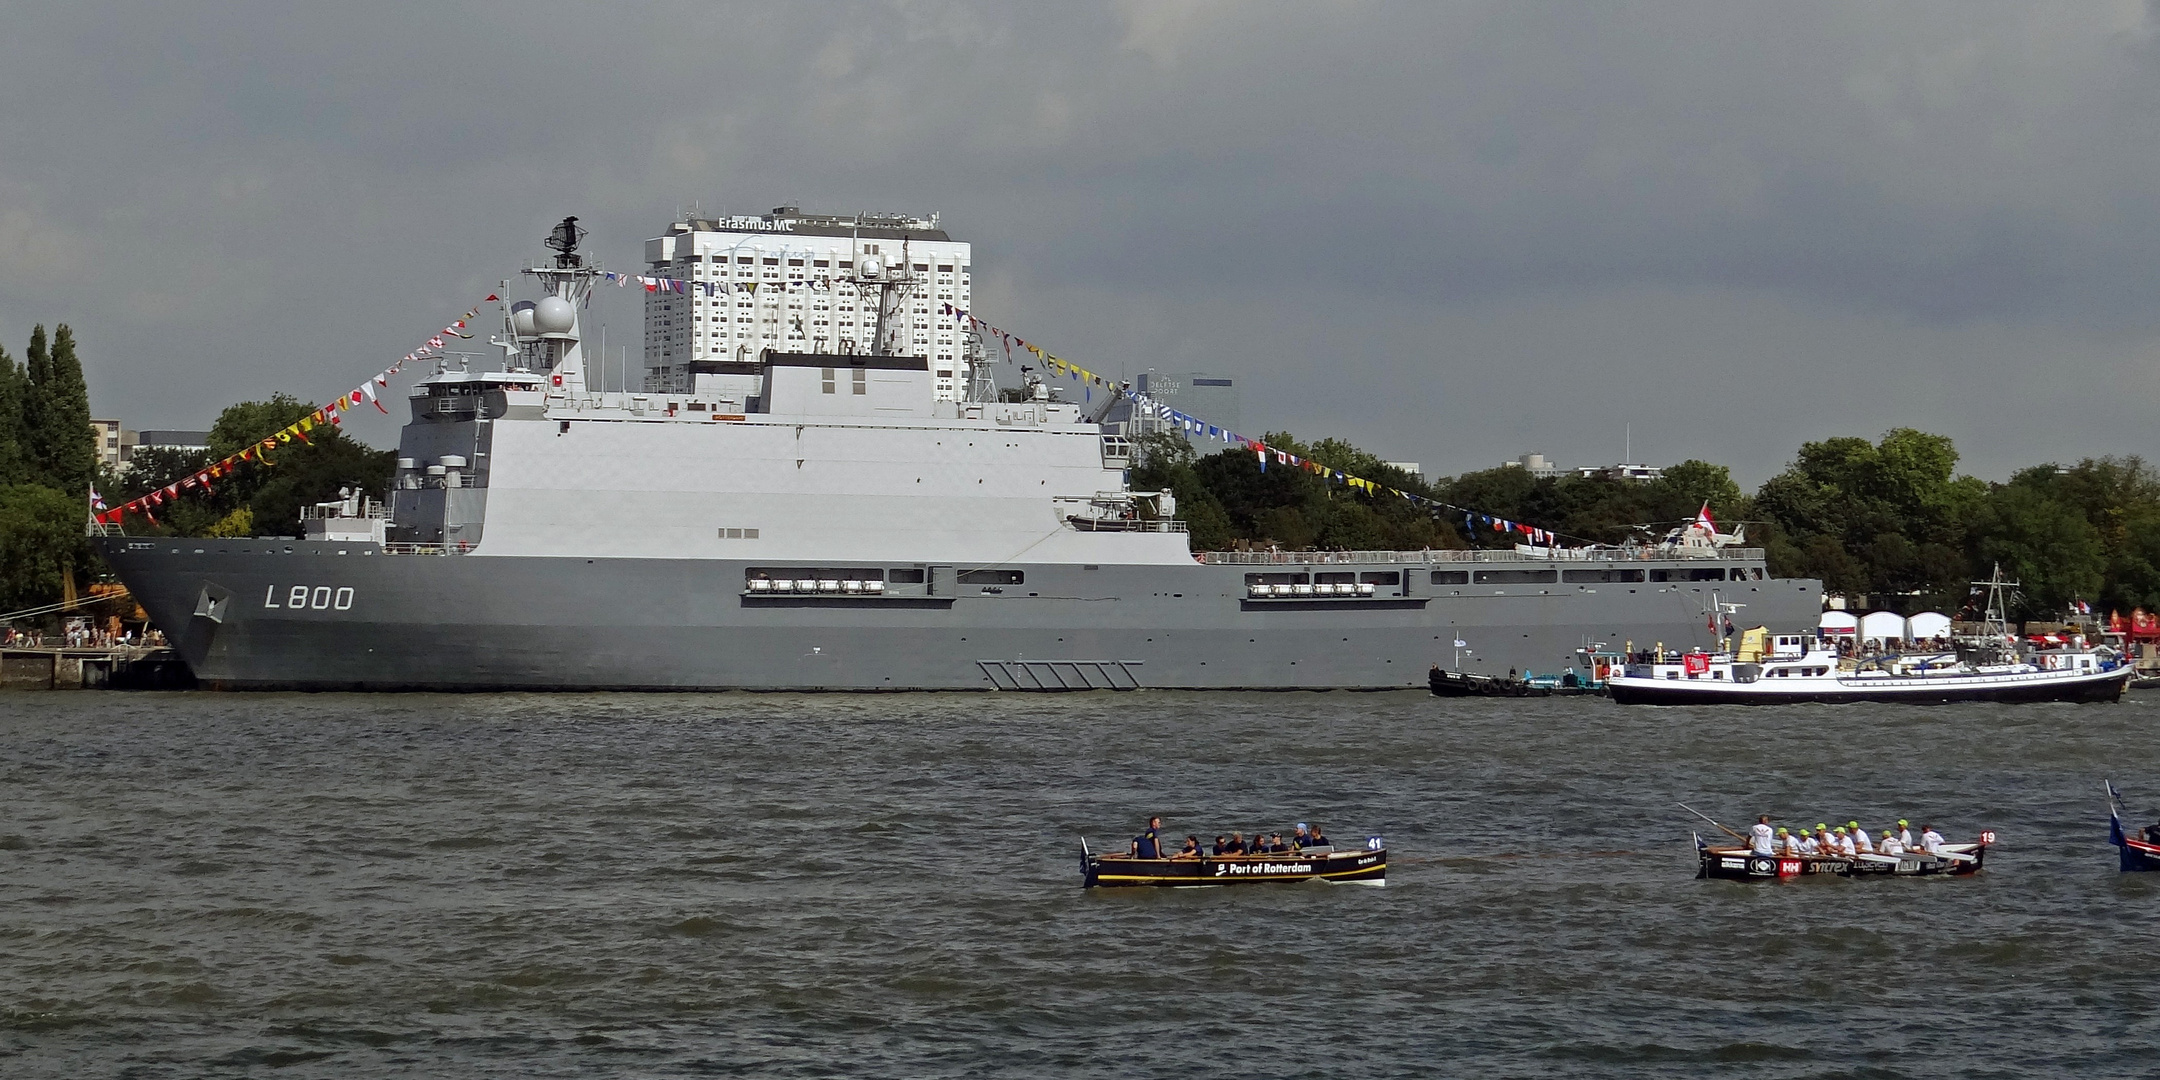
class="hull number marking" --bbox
[264,585,355,611]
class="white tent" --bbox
[1859,611,1907,643]
[1906,611,1952,641]
[1818,611,1859,638]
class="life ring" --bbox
[1749,857,1775,875]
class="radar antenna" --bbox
[545,216,586,268]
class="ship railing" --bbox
[381,542,473,555]
[1196,547,1766,565]
[1064,516,1188,533]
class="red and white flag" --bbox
[1696,502,1717,533]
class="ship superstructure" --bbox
[97,220,1823,690]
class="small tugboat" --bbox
[2106,782,2160,872]
[1693,830,1992,880]
[1428,666,1551,697]
[1080,836,1387,888]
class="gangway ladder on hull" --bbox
[976,659,1145,690]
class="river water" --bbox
[2,690,2154,1077]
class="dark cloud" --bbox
[3,1,2157,484]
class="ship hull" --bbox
[99,538,1823,691]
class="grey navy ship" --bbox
[97,219,1823,690]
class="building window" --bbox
[821,367,836,394]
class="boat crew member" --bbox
[1849,822,1872,853]
[1832,827,1856,857]
[1293,823,1314,849]
[1750,816,1776,855]
[1131,817,1164,859]
[1269,832,1289,853]
[1308,825,1329,849]
[1896,819,1913,847]
[1212,835,1229,856]
[1778,827,1799,855]
[1225,832,1246,855]
[1796,828,1820,856]
[1878,829,1905,856]
[1175,836,1202,860]
[1920,825,1945,854]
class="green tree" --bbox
[0,342,27,487]
[1754,428,1984,603]
[1965,482,2104,619]
[24,325,96,499]
[0,484,89,612]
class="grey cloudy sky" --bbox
[2,1,2157,483]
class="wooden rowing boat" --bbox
[1694,832,1990,880]
[1081,839,1387,887]
[2107,781,2160,872]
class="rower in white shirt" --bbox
[1895,819,1914,848]
[1779,827,1801,856]
[1795,828,1820,856]
[1877,827,1906,856]
[1920,825,1945,854]
[1848,821,1872,853]
[1749,815,1776,855]
[1832,827,1857,857]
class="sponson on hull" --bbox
[96,218,1823,691]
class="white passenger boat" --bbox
[1608,630,2130,705]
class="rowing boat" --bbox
[1080,838,1387,887]
[1694,831,1990,880]
[2107,781,2160,872]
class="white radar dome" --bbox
[533,295,576,335]
[510,300,538,338]
[858,256,882,278]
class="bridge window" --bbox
[1430,570,1469,585]
[959,569,1025,585]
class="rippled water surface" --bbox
[3,690,2156,1077]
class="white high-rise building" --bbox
[641,207,972,398]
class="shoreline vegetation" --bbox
[1132,427,2160,623]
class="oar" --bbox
[1679,803,1748,844]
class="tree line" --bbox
[0,326,99,613]
[1134,427,2160,620]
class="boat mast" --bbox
[1975,562,2018,642]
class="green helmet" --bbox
[1817,823,1829,832]
[1848,821,1860,829]
[1777,827,1789,835]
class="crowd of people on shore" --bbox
[1748,815,1947,858]
[1128,817,1332,859]
[2,624,166,649]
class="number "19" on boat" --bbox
[264,585,355,611]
